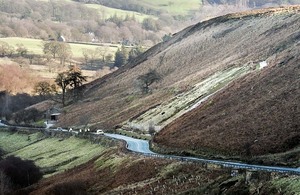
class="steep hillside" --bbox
[153,52,300,158]
[59,6,300,158]
[16,145,300,195]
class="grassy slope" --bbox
[1,132,298,194]
[0,131,105,177]
[0,131,42,152]
[19,145,300,195]
[0,37,118,58]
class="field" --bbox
[136,0,201,15]
[85,4,155,21]
[37,0,201,17]
[0,37,119,58]
[0,130,106,176]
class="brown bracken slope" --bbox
[153,51,300,158]
[60,6,300,158]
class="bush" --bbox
[0,156,42,188]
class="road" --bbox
[105,133,300,175]
[105,133,154,154]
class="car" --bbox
[57,127,63,131]
[96,129,104,135]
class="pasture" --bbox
[0,131,107,177]
[36,0,201,17]
[0,37,119,58]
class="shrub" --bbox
[0,156,42,188]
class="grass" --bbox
[0,131,43,152]
[272,177,300,194]
[85,4,154,22]
[11,136,105,176]
[137,0,201,15]
[0,37,44,55]
[37,0,200,17]
[0,37,119,58]
[0,130,106,177]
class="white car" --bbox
[96,130,104,135]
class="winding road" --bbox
[105,133,300,175]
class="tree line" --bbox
[0,0,176,46]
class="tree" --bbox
[82,48,101,67]
[0,41,14,57]
[114,46,128,67]
[142,18,160,32]
[34,81,55,99]
[137,69,161,94]
[128,45,144,62]
[43,41,61,59]
[55,66,86,106]
[43,41,72,66]
[67,65,87,100]
[16,43,28,57]
[55,72,70,106]
[57,42,72,66]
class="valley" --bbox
[0,0,299,194]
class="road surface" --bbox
[105,133,300,175]
[105,133,154,154]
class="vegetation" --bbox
[0,37,118,58]
[56,7,300,167]
[113,46,129,67]
[0,155,42,193]
[137,69,161,93]
[9,139,299,194]
[74,0,201,15]
[0,131,107,177]
[55,65,87,106]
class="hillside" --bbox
[58,6,300,161]
[1,131,297,195]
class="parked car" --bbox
[96,129,104,135]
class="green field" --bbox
[0,131,42,152]
[85,4,155,22]
[0,37,119,58]
[136,0,201,15]
[0,131,107,176]
[85,0,201,17]
[37,0,201,17]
